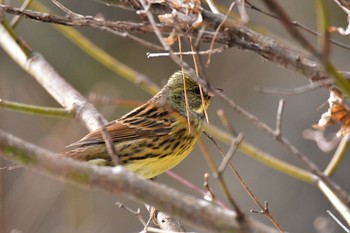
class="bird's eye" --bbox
[194,87,201,95]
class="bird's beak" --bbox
[208,88,223,97]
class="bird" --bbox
[64,70,211,179]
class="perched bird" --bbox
[64,70,211,178]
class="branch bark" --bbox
[0,3,337,88]
[0,130,278,233]
[0,19,106,131]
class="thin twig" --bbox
[245,0,350,51]
[195,77,350,207]
[178,37,192,132]
[217,109,237,136]
[324,134,350,177]
[231,165,285,232]
[261,0,350,97]
[97,117,120,165]
[315,0,331,63]
[197,138,245,221]
[166,171,205,196]
[189,36,209,123]
[115,202,147,226]
[147,46,228,58]
[51,0,82,17]
[166,170,229,208]
[0,98,73,118]
[217,133,244,175]
[203,131,226,156]
[261,0,319,57]
[204,129,284,232]
[256,79,333,95]
[327,210,350,233]
[207,1,236,66]
[1,4,166,51]
[203,173,216,202]
[274,99,285,137]
[9,0,32,27]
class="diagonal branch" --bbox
[1,2,348,88]
[0,17,106,131]
[0,129,278,233]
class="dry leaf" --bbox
[313,88,350,137]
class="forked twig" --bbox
[217,133,243,175]
[203,173,216,201]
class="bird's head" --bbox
[162,70,211,118]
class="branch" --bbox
[101,0,340,85]
[0,130,278,233]
[0,3,344,88]
[0,17,106,131]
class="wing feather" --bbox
[67,104,180,148]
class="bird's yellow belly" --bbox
[123,136,197,179]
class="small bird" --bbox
[64,70,211,178]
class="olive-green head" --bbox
[161,70,211,119]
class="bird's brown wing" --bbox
[67,105,180,148]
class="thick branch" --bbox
[0,3,335,87]
[0,130,278,233]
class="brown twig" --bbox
[194,76,350,207]
[203,131,226,156]
[189,36,209,124]
[261,0,319,57]
[51,0,81,17]
[178,37,192,132]
[217,109,237,136]
[203,172,216,201]
[2,2,349,89]
[256,79,333,95]
[217,133,244,175]
[166,171,228,209]
[207,1,236,66]
[198,138,245,221]
[115,202,146,226]
[0,4,166,50]
[245,0,350,51]
[97,116,120,165]
[207,122,285,232]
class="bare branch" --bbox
[0,129,279,233]
[1,2,347,89]
[0,20,106,131]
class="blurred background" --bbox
[1,0,350,232]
